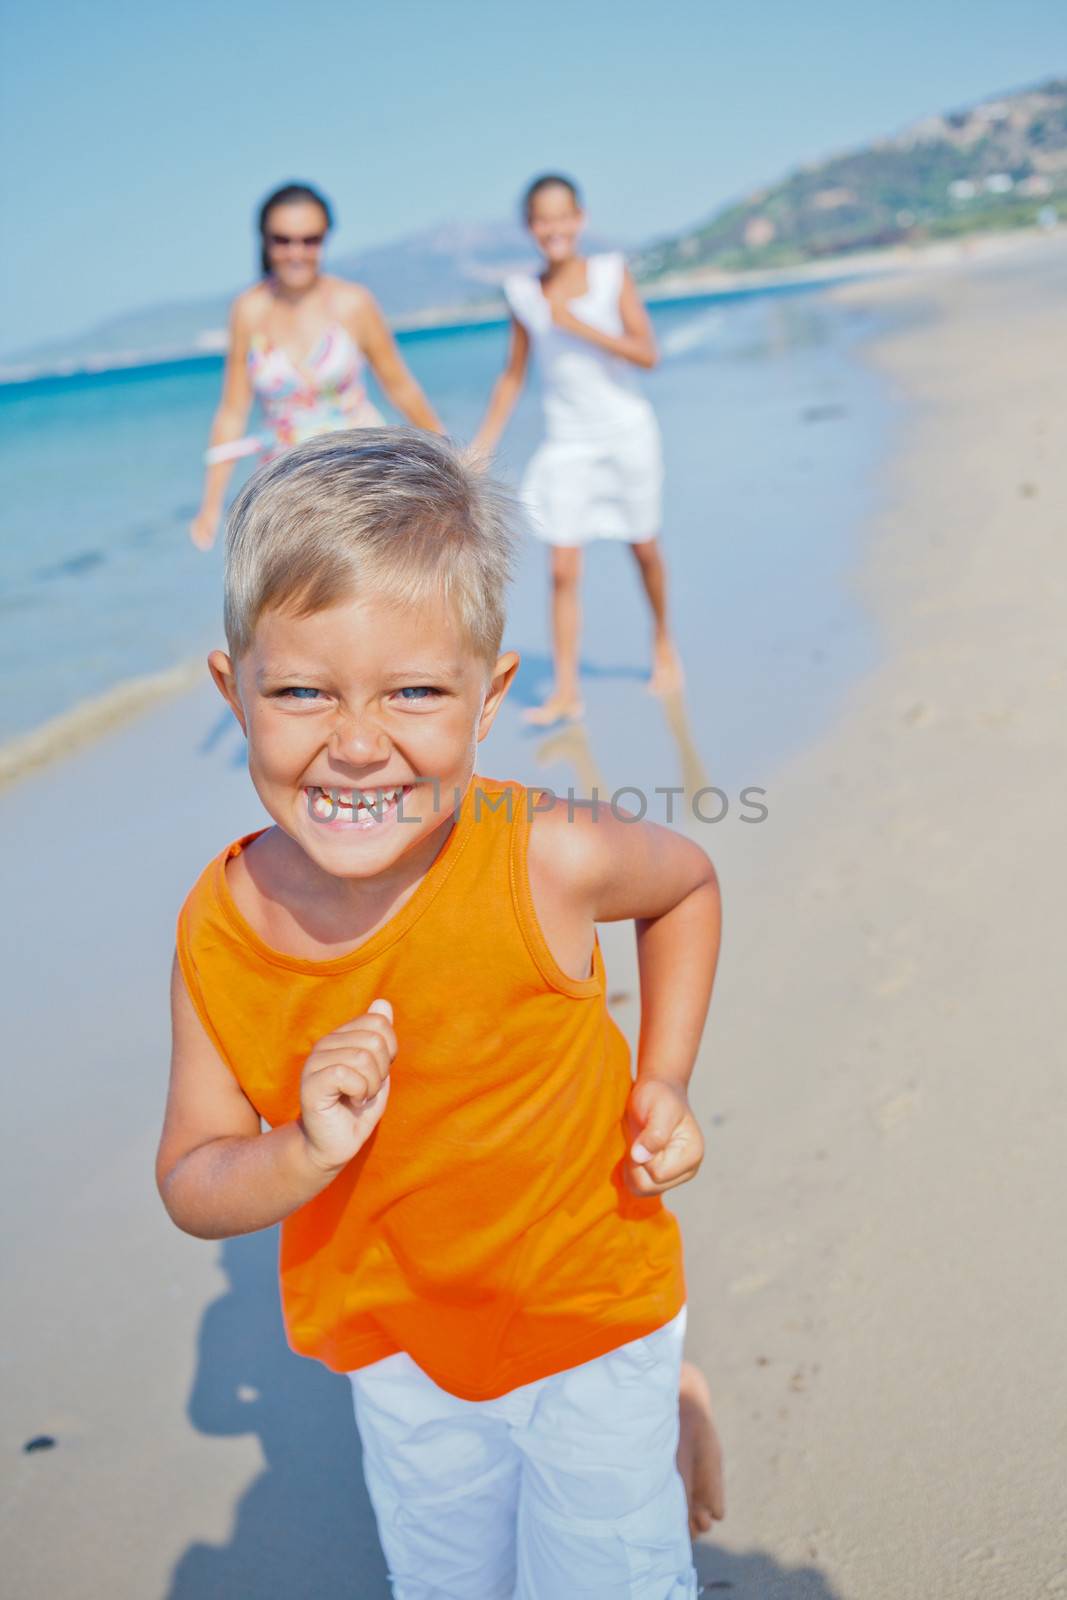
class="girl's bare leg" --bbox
[523,544,585,724]
[678,1359,726,1538]
[630,536,684,693]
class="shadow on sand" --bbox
[167,1233,844,1600]
[166,1229,389,1600]
[695,1543,846,1598]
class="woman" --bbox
[190,183,442,549]
[473,172,682,723]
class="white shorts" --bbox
[521,417,664,548]
[349,1308,696,1599]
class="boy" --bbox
[157,429,721,1597]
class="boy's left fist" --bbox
[624,1079,704,1196]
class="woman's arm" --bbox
[350,290,444,432]
[549,264,658,370]
[190,301,255,549]
[470,317,530,459]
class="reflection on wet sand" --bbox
[534,721,604,796]
[534,686,713,830]
[657,688,713,812]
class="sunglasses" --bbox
[267,232,326,249]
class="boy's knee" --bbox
[517,1469,694,1598]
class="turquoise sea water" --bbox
[0,285,894,786]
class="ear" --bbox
[208,649,247,735]
[477,651,519,742]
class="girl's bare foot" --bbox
[649,639,684,695]
[677,1359,725,1538]
[521,695,584,727]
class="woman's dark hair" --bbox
[257,182,334,276]
[521,173,582,223]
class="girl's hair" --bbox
[521,172,582,223]
[257,182,334,277]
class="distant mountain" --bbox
[4,220,598,371]
[7,77,1066,376]
[331,219,544,316]
[635,78,1067,278]
[7,293,237,368]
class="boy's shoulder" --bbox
[521,786,625,900]
[177,829,267,934]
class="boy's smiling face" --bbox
[210,590,517,883]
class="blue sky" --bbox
[2,0,1065,350]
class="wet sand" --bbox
[2,233,1066,1597]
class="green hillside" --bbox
[635,78,1067,278]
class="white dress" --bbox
[504,253,663,547]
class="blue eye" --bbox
[279,687,321,700]
[397,686,440,701]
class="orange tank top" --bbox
[176,777,685,1399]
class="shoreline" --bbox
[0,271,893,786]
[1,223,1053,390]
[0,656,206,791]
[0,268,868,389]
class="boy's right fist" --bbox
[298,1000,396,1175]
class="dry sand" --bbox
[2,235,1065,1598]
[675,235,1067,1597]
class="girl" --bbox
[190,183,442,549]
[473,173,683,723]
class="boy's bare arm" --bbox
[157,957,395,1239]
[530,800,721,1196]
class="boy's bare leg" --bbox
[523,545,585,724]
[677,1359,725,1538]
[630,536,684,694]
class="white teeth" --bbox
[308,785,404,819]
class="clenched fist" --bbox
[624,1078,704,1197]
[298,999,397,1175]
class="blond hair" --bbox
[223,428,519,661]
